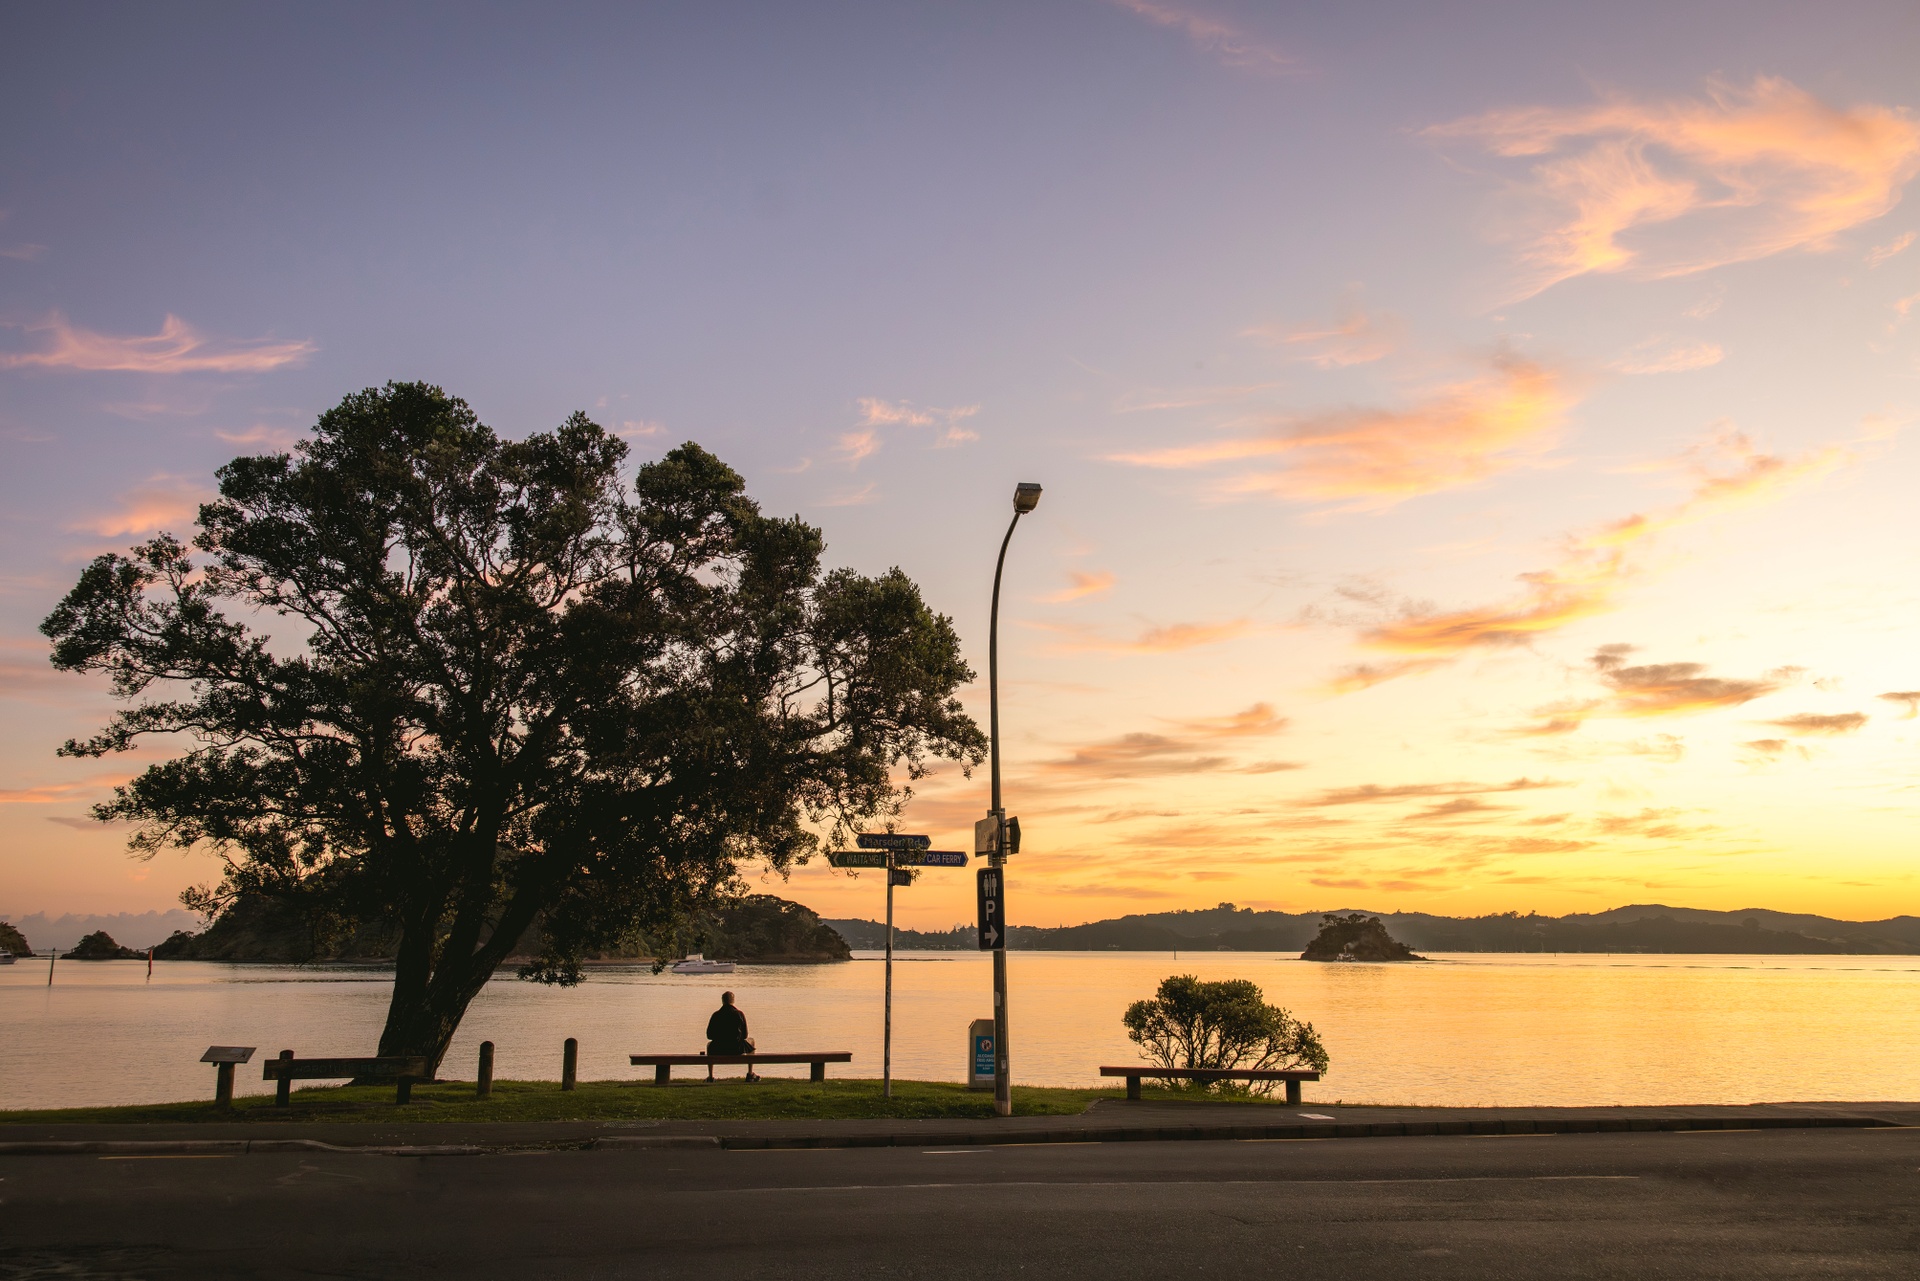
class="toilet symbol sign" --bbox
[976,867,1004,951]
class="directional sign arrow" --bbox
[982,923,1000,947]
[828,851,889,868]
[856,833,932,851]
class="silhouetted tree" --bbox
[1122,974,1328,1093]
[43,382,984,1071]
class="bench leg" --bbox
[396,1077,413,1105]
[275,1050,293,1107]
[810,1060,825,1082]
[655,1063,670,1085]
[1286,1080,1301,1106]
[1127,1075,1141,1101]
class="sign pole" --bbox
[883,853,894,1100]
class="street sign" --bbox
[1006,816,1021,855]
[977,866,1005,950]
[968,1019,995,1090]
[828,851,889,868]
[974,816,997,855]
[856,833,931,851]
[893,850,967,867]
[888,868,912,887]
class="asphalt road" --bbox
[3,1128,1916,1279]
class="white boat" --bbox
[0,949,14,965]
[669,952,735,974]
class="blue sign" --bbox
[973,1032,995,1080]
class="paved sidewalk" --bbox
[3,1098,1914,1155]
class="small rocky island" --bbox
[1301,913,1425,962]
[66,930,144,960]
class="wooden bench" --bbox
[1100,1065,1321,1105]
[261,1050,431,1105]
[630,1052,852,1083]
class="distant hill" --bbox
[0,909,204,952]
[831,903,1920,955]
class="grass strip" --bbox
[0,1077,1306,1125]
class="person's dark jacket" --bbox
[707,1004,750,1053]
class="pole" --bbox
[988,509,1020,1119]
[562,1037,578,1091]
[477,1041,494,1099]
[47,948,55,986]
[883,857,895,1100]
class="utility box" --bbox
[968,1019,995,1091]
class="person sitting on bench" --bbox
[706,991,759,1081]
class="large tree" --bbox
[43,382,984,1069]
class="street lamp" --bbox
[988,480,1041,1117]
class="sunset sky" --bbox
[4,2,1919,930]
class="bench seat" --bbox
[262,1052,431,1105]
[1099,1065,1321,1104]
[630,1052,852,1083]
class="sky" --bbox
[4,1,1920,931]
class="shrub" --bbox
[1122,974,1328,1095]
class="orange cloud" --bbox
[1046,570,1115,603]
[1033,618,1253,654]
[1112,353,1570,509]
[1300,778,1563,808]
[1609,337,1724,374]
[1103,0,1294,72]
[1245,303,1401,369]
[1,313,315,373]
[1357,427,1851,663]
[78,476,206,537]
[1428,77,1920,296]
[1764,711,1869,735]
[1877,690,1920,718]
[1866,230,1915,266]
[1164,702,1287,738]
[1591,647,1783,717]
[846,398,980,460]
[1040,702,1291,780]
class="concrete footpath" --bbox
[3,1098,1914,1156]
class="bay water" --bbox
[5,951,1918,1112]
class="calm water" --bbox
[5,951,1918,1111]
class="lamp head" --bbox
[1012,482,1043,514]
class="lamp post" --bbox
[988,480,1041,1118]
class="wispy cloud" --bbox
[1609,337,1724,374]
[0,312,316,373]
[215,425,302,451]
[1355,427,1850,664]
[1045,570,1116,603]
[77,476,206,537]
[1111,352,1570,509]
[845,398,980,463]
[1033,618,1254,654]
[1763,711,1869,735]
[1103,0,1295,72]
[1866,230,1915,265]
[1589,645,1784,717]
[819,482,877,507]
[1299,778,1564,808]
[1427,77,1920,298]
[1877,690,1920,718]
[1245,301,1401,369]
[1037,702,1292,781]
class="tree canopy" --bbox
[1122,974,1329,1092]
[43,382,984,1068]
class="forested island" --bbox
[153,893,851,965]
[826,903,1920,955]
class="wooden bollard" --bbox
[274,1049,293,1107]
[562,1037,578,1091]
[477,1041,494,1099]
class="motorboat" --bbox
[669,952,735,974]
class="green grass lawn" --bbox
[0,1077,1304,1126]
